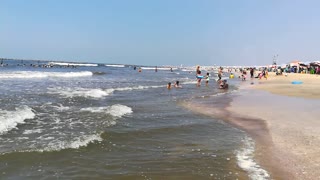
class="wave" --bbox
[141,67,178,70]
[49,62,98,67]
[0,106,35,135]
[105,64,125,68]
[39,134,103,152]
[0,71,93,79]
[48,87,114,98]
[236,136,270,180]
[49,85,164,99]
[92,71,107,75]
[81,104,132,118]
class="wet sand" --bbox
[182,73,320,179]
[229,72,320,179]
[181,94,291,179]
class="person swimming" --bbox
[174,81,181,88]
[219,80,229,89]
[167,82,172,89]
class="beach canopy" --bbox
[299,62,311,67]
[310,61,320,66]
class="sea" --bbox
[0,60,269,179]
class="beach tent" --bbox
[299,61,311,67]
[310,61,320,66]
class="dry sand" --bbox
[228,72,320,179]
[253,72,320,99]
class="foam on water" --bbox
[141,67,178,70]
[0,106,35,135]
[236,136,270,180]
[49,62,98,67]
[105,64,125,68]
[81,104,133,118]
[49,85,164,99]
[114,85,164,91]
[23,129,43,135]
[48,87,113,98]
[0,71,93,79]
[41,134,103,152]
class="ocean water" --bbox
[0,60,268,179]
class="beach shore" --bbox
[252,72,320,99]
[182,72,320,179]
[228,72,320,179]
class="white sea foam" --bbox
[105,104,133,117]
[141,67,178,70]
[81,104,132,118]
[23,129,43,135]
[49,85,163,99]
[51,104,71,111]
[0,106,35,135]
[49,62,98,67]
[236,136,270,180]
[48,87,113,98]
[42,134,102,152]
[114,85,163,91]
[105,64,125,68]
[0,71,93,79]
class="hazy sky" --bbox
[1,0,320,66]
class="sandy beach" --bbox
[253,72,320,99]
[228,72,320,179]
[182,72,320,179]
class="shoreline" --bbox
[228,73,320,179]
[181,73,320,179]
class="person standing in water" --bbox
[205,72,210,86]
[196,70,202,86]
[218,67,222,82]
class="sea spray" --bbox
[0,106,35,134]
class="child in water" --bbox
[174,81,181,88]
[219,80,229,89]
[167,82,172,89]
[205,72,210,86]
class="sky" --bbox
[1,0,320,66]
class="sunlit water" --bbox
[0,60,268,179]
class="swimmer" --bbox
[219,80,229,89]
[167,82,172,89]
[174,81,182,88]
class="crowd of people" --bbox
[166,65,229,90]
